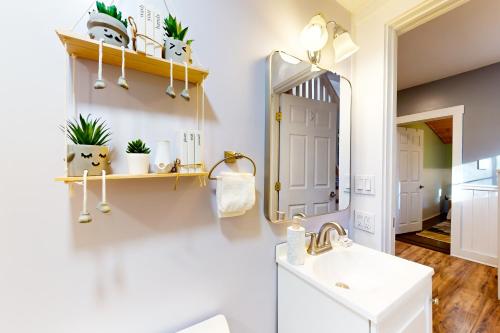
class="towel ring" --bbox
[208,151,256,180]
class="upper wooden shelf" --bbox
[55,171,208,184]
[56,30,209,84]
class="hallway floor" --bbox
[396,215,450,254]
[396,241,500,332]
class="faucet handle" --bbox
[306,232,318,255]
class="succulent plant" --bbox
[64,114,111,146]
[95,1,128,27]
[127,139,151,154]
[163,14,193,45]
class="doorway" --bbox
[395,117,454,253]
[393,106,463,254]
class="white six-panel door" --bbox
[279,94,337,217]
[397,127,424,234]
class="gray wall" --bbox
[398,62,500,164]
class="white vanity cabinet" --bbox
[276,243,433,333]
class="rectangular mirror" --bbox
[265,51,351,222]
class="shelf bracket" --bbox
[174,174,180,191]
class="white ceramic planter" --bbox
[164,38,192,64]
[87,12,129,47]
[127,153,150,174]
[67,144,109,176]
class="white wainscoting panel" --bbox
[453,184,498,267]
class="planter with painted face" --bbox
[164,38,192,64]
[87,12,129,48]
[67,144,110,176]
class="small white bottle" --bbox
[287,215,306,265]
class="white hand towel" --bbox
[217,172,255,218]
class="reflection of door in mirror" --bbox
[279,74,338,218]
[265,51,351,223]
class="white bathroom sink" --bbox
[276,242,434,323]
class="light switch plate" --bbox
[354,175,375,195]
[354,210,375,234]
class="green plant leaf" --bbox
[63,114,111,145]
[178,27,188,41]
[126,139,150,154]
[95,1,127,27]
[163,14,190,42]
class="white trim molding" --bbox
[381,0,469,254]
[394,106,464,258]
[396,105,464,125]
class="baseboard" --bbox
[422,213,443,222]
[451,251,497,268]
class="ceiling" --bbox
[336,0,376,14]
[398,0,500,90]
[336,0,386,17]
[425,118,453,144]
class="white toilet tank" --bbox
[177,315,230,333]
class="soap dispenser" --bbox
[287,213,306,265]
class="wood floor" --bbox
[396,241,500,332]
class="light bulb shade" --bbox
[300,14,328,52]
[333,32,360,63]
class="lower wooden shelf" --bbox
[55,171,208,183]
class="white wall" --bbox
[349,0,427,249]
[0,1,350,333]
[421,168,450,219]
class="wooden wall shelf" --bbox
[56,29,209,84]
[55,171,208,184]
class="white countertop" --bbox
[276,242,434,323]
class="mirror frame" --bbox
[264,50,352,223]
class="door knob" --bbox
[419,185,424,189]
[330,192,336,198]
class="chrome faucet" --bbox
[307,222,347,255]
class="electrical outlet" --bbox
[354,210,375,234]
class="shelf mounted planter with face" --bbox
[164,38,192,64]
[87,2,129,48]
[67,144,110,176]
[163,14,193,64]
[64,114,112,177]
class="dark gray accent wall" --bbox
[398,62,500,163]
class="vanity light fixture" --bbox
[300,14,359,65]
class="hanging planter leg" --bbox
[180,61,190,101]
[165,58,176,98]
[97,170,111,213]
[94,39,106,89]
[117,46,129,89]
[78,170,93,223]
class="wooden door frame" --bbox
[395,106,464,254]
[381,0,470,254]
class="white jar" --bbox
[155,140,172,174]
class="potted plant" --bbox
[126,139,151,174]
[88,1,129,48]
[163,14,193,63]
[65,114,111,177]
